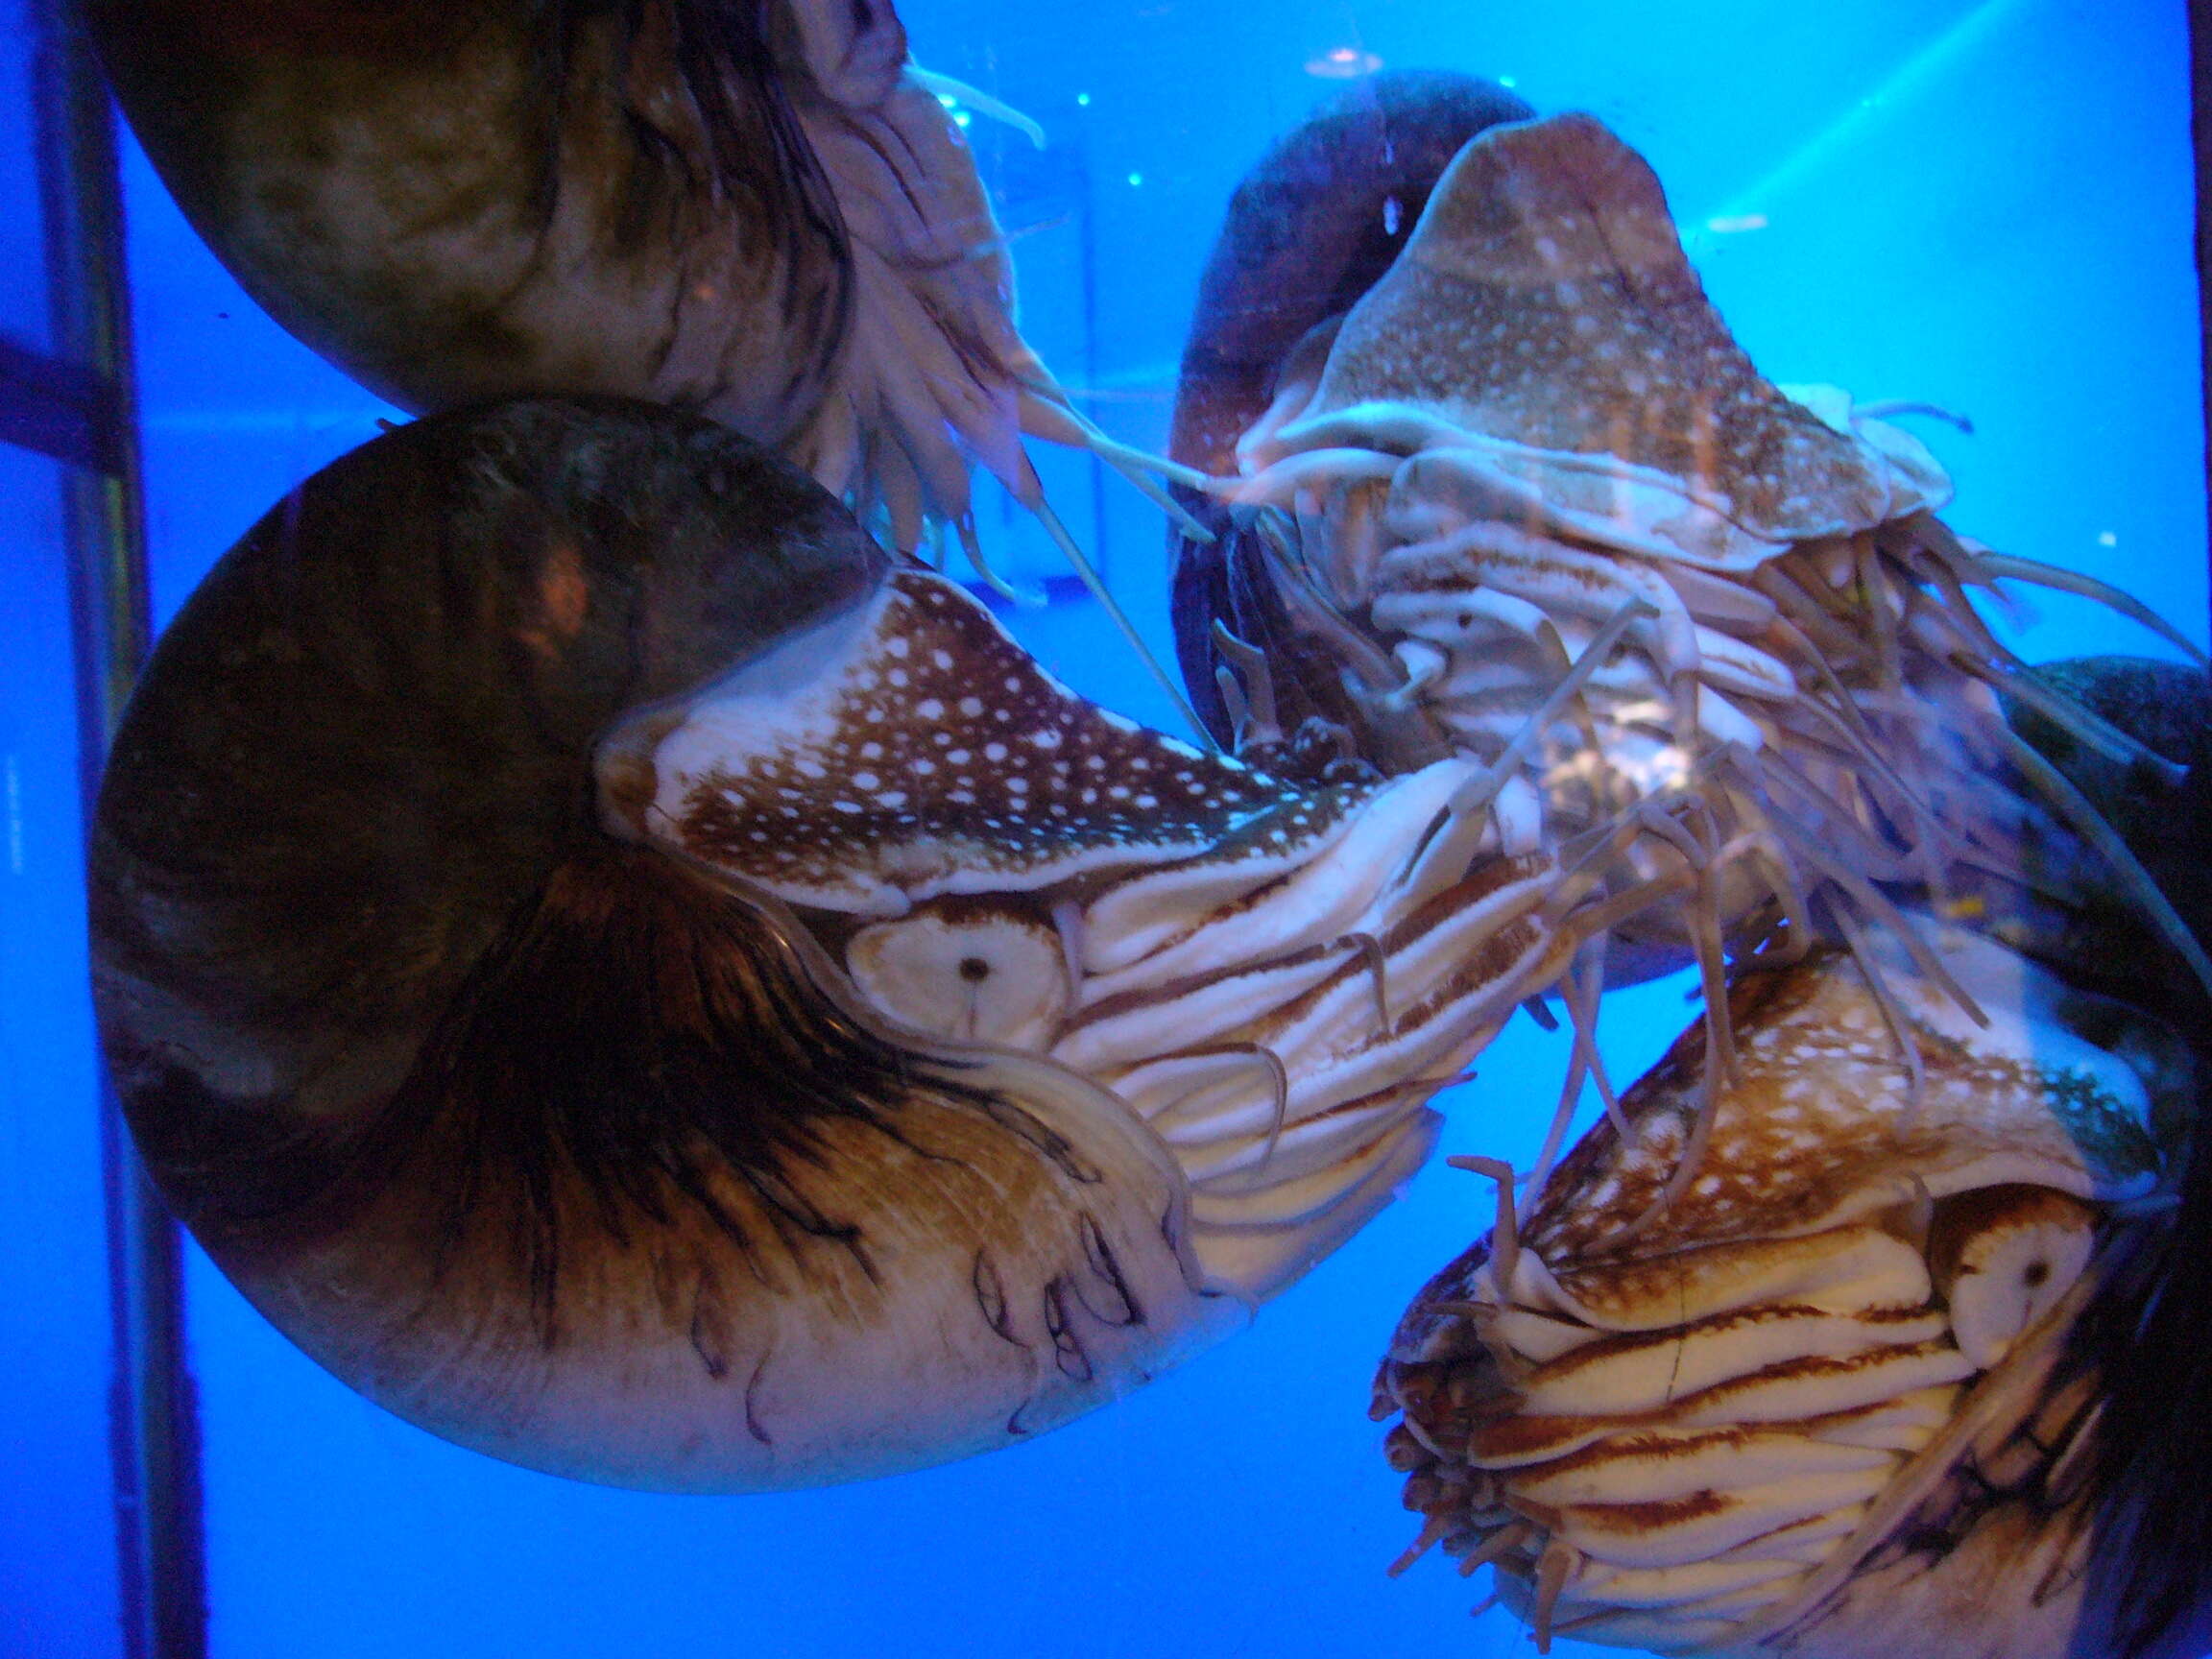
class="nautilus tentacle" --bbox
[1153,97,2212,1655]
[91,397,1593,1491]
[84,0,1176,563]
[1375,928,2197,1658]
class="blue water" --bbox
[1,1,2201,1655]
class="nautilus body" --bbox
[601,565,1592,1302]
[84,0,1172,555]
[1374,926,2202,1659]
[91,397,1599,1492]
[1172,109,2204,1004]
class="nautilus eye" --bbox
[1927,1186,2098,1371]
[845,902,1072,1049]
[1376,931,2190,1657]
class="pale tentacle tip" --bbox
[1519,996,1561,1033]
[1530,1536,1580,1655]
[1210,621,1283,749]
[953,514,1046,606]
[1383,639,1449,709]
[1446,1154,1521,1290]
[1388,1513,1453,1578]
[907,65,1047,148]
[1456,1520,1534,1578]
[1214,663,1255,749]
[1012,380,1217,536]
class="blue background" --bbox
[2,1,2203,1655]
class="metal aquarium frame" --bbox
[12,3,200,1656]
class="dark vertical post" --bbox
[31,4,209,1656]
[2195,0,2212,641]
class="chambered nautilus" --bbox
[1170,86,2212,1659]
[83,0,1204,613]
[90,395,1604,1489]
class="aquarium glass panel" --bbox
[0,434,127,1659]
[11,2,2200,1657]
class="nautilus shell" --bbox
[1375,923,2202,1659]
[1166,70,1537,486]
[90,397,1599,1491]
[84,0,1166,554]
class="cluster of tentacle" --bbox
[1190,110,2207,1178]
[609,568,1615,1294]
